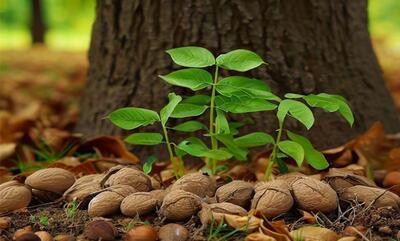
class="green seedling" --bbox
[143,155,157,175]
[66,199,78,221]
[263,93,353,180]
[108,46,354,178]
[30,215,49,226]
[108,47,276,175]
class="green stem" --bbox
[162,124,184,177]
[208,65,219,173]
[264,119,284,180]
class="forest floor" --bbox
[1,48,400,241]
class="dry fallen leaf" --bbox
[0,143,16,163]
[77,136,139,164]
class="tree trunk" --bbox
[31,0,46,44]
[76,0,399,159]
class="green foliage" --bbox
[108,46,354,177]
[66,200,78,221]
[30,215,50,226]
[143,155,157,174]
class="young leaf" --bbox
[172,120,207,132]
[216,76,280,101]
[203,149,233,160]
[176,137,209,157]
[160,93,182,125]
[216,96,277,113]
[303,94,339,112]
[216,49,264,72]
[277,99,314,129]
[286,131,329,170]
[234,132,275,147]
[318,93,354,126]
[181,95,211,105]
[159,69,213,91]
[284,93,304,99]
[215,109,230,134]
[108,107,160,130]
[215,134,248,161]
[276,157,289,173]
[277,140,305,167]
[170,103,208,118]
[166,46,215,68]
[143,155,157,174]
[125,133,163,145]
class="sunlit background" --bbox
[0,0,399,108]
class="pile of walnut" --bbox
[1,165,400,223]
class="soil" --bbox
[1,200,399,240]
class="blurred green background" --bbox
[0,0,95,49]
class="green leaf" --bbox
[277,140,305,167]
[276,157,289,173]
[216,49,264,72]
[181,95,211,105]
[176,137,209,157]
[172,120,207,132]
[216,76,280,101]
[216,96,277,113]
[159,69,213,91]
[234,132,275,147]
[303,94,339,112]
[318,93,354,126]
[277,99,314,129]
[143,155,157,174]
[286,131,329,170]
[108,107,160,130]
[125,133,163,145]
[166,46,215,68]
[215,134,248,161]
[170,103,208,118]
[160,93,182,125]
[284,93,304,99]
[203,149,233,160]
[215,109,230,134]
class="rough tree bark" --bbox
[76,0,399,158]
[30,0,46,44]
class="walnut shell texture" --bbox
[63,174,104,201]
[0,184,32,213]
[215,180,254,207]
[88,191,123,217]
[251,180,293,218]
[291,177,338,213]
[171,172,216,198]
[25,168,75,194]
[120,192,158,217]
[340,185,400,209]
[105,168,152,192]
[160,190,202,221]
[324,169,376,191]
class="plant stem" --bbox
[162,124,184,177]
[264,119,284,180]
[208,65,219,172]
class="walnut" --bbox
[340,185,400,209]
[104,168,152,192]
[120,192,158,217]
[291,177,338,213]
[160,190,202,221]
[324,168,376,191]
[63,174,104,201]
[215,180,254,207]
[171,172,216,198]
[88,185,136,217]
[84,220,117,241]
[25,168,75,194]
[276,172,306,186]
[251,180,293,218]
[149,189,166,205]
[0,183,32,213]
